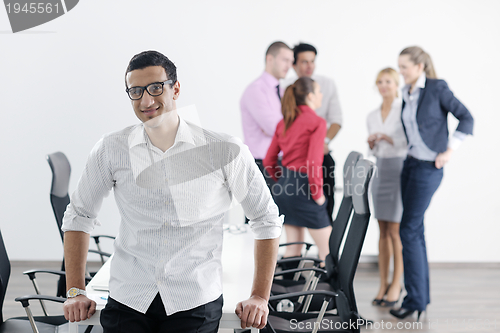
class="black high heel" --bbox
[380,288,403,307]
[389,307,423,321]
[372,284,391,306]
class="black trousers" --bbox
[322,154,335,223]
[101,294,223,333]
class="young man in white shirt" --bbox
[62,50,282,333]
[282,43,343,221]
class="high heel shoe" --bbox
[372,284,391,306]
[389,307,423,321]
[380,288,403,307]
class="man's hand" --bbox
[235,295,269,329]
[63,295,96,322]
[435,148,453,169]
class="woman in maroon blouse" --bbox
[264,77,332,262]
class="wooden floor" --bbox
[4,261,499,332]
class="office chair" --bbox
[273,151,363,289]
[46,152,113,297]
[262,159,374,333]
[0,228,100,333]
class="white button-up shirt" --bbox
[366,99,408,159]
[62,117,282,315]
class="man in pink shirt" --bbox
[240,41,293,187]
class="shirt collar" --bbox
[415,72,426,89]
[128,115,196,149]
[403,72,427,94]
[261,71,280,88]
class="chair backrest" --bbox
[337,159,374,314]
[46,152,71,243]
[0,229,11,324]
[328,151,362,265]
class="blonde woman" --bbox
[367,68,407,307]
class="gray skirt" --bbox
[371,157,405,223]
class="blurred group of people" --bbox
[240,42,474,320]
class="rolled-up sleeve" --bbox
[61,137,114,234]
[225,137,282,240]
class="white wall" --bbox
[0,0,498,262]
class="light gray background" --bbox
[0,0,498,262]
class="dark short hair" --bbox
[125,50,177,88]
[293,43,317,65]
[265,41,291,57]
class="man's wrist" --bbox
[66,287,87,298]
[250,294,269,302]
[324,137,331,145]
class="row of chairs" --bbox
[0,152,115,333]
[258,152,374,333]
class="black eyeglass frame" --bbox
[125,80,174,100]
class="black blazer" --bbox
[401,79,474,153]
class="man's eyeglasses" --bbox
[126,80,173,100]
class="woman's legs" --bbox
[375,220,392,301]
[307,225,332,262]
[283,224,306,258]
[399,159,443,311]
[386,221,404,302]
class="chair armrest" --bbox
[15,295,66,308]
[23,270,92,283]
[277,257,323,265]
[88,249,112,258]
[91,234,115,244]
[279,242,314,251]
[269,290,338,302]
[274,267,327,278]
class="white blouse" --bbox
[366,99,408,159]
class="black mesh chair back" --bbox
[336,159,374,315]
[0,229,11,324]
[47,152,71,243]
[326,152,362,279]
[47,152,71,297]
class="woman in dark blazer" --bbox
[390,46,474,320]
